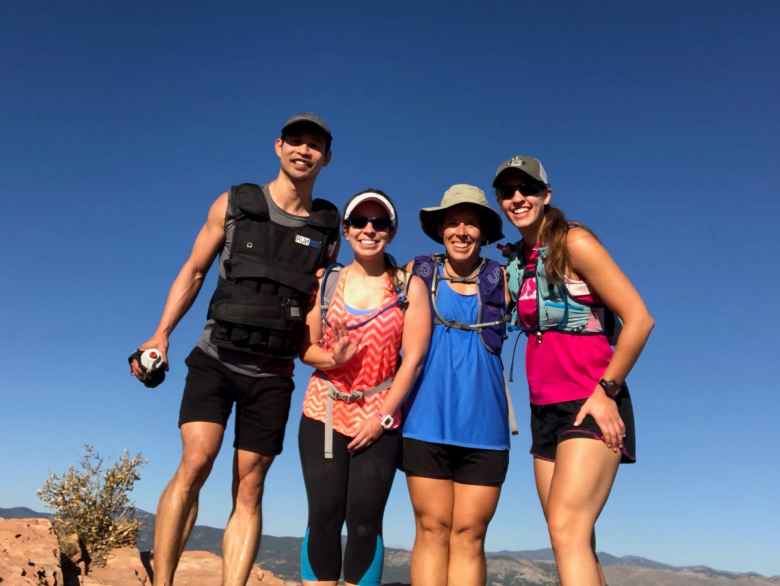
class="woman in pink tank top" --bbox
[493,156,654,586]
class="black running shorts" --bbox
[178,347,294,455]
[530,388,636,464]
[401,437,509,486]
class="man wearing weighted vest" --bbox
[129,113,340,586]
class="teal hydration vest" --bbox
[504,242,620,343]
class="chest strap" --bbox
[323,377,393,460]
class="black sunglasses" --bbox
[496,181,546,199]
[346,215,393,231]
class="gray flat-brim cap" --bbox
[420,184,504,244]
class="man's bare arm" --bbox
[131,193,228,377]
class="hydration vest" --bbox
[504,242,621,343]
[319,256,410,331]
[412,254,507,355]
[207,183,340,358]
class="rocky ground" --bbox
[3,516,780,585]
[0,517,289,586]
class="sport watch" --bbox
[598,378,623,399]
[378,413,394,430]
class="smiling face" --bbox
[274,129,331,183]
[439,205,483,264]
[495,170,551,233]
[344,201,394,260]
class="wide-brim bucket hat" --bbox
[419,184,504,244]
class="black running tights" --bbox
[298,415,400,585]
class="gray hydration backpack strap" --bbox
[319,263,344,329]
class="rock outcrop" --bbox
[82,548,287,586]
[0,518,287,586]
[0,517,62,585]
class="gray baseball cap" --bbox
[419,184,504,244]
[281,112,332,141]
[493,155,549,187]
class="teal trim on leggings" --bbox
[300,528,317,581]
[356,535,383,586]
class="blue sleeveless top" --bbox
[402,272,509,450]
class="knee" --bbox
[450,523,487,554]
[547,510,590,554]
[415,514,451,545]
[234,455,274,508]
[177,451,217,489]
[346,518,380,541]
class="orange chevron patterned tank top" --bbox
[303,271,405,437]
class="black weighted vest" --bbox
[207,183,340,358]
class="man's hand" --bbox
[130,334,170,379]
[573,386,625,452]
[347,416,384,453]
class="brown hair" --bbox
[537,205,597,284]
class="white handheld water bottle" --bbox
[140,349,163,372]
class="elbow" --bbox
[644,311,655,335]
[407,351,428,379]
[192,269,207,285]
[636,310,655,339]
[299,346,318,368]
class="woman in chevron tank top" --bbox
[297,189,431,586]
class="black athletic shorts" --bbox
[401,437,509,486]
[530,388,636,464]
[178,347,295,455]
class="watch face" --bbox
[380,415,394,429]
[600,379,621,397]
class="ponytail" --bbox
[538,205,597,284]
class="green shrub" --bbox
[38,445,145,568]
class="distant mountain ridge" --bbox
[3,507,778,585]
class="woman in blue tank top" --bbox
[402,184,512,586]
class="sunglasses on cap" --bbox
[346,215,393,232]
[496,180,547,199]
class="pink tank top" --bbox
[517,247,613,406]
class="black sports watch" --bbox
[598,378,623,399]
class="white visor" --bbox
[343,192,397,227]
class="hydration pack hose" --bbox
[430,260,507,332]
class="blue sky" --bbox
[2,0,779,577]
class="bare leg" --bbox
[448,482,501,586]
[153,422,224,586]
[592,531,607,586]
[546,439,620,586]
[406,476,454,586]
[176,498,199,561]
[221,448,274,586]
[534,458,606,585]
